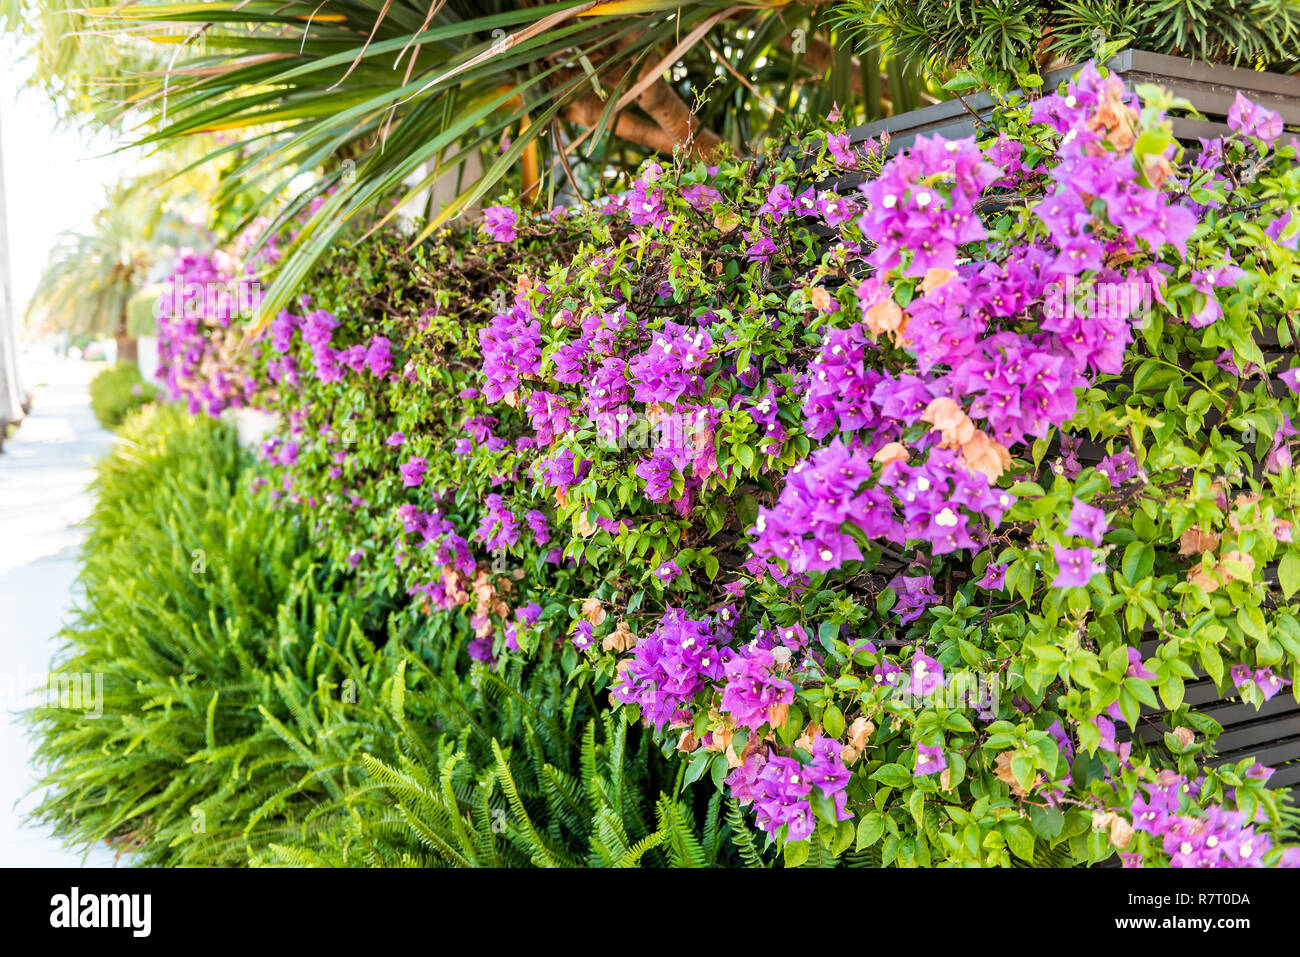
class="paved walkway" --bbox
[0,350,120,866]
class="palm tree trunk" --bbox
[114,300,137,365]
[0,106,27,438]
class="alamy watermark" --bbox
[0,667,104,717]
[154,275,263,320]
[592,404,710,455]
[886,668,1001,716]
[1042,274,1154,326]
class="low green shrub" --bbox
[88,362,158,429]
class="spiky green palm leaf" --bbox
[70,0,926,333]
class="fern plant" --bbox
[27,404,408,864]
[256,658,773,869]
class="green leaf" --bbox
[855,813,886,850]
[1028,804,1064,841]
[822,704,845,739]
[1279,552,1300,599]
[784,838,809,868]
[1002,823,1034,862]
[1159,674,1185,710]
[683,748,713,787]
[942,71,980,92]
[870,763,914,788]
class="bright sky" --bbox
[1,37,139,329]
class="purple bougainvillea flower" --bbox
[752,756,816,841]
[269,310,299,353]
[481,205,518,242]
[399,456,428,488]
[1096,450,1141,486]
[525,509,550,545]
[871,659,903,689]
[1130,785,1175,834]
[908,653,945,697]
[720,647,794,729]
[826,131,858,168]
[1186,262,1244,328]
[1053,545,1101,588]
[1265,208,1297,250]
[1125,647,1156,680]
[572,620,594,651]
[681,183,721,212]
[364,335,393,377]
[503,624,521,652]
[385,431,405,446]
[759,183,796,220]
[301,309,338,347]
[977,562,1007,590]
[1065,498,1109,545]
[1096,716,1118,752]
[1245,762,1274,782]
[655,561,681,581]
[915,744,946,776]
[891,573,940,624]
[771,624,809,650]
[612,608,729,728]
[1280,366,1300,395]
[1266,414,1297,473]
[1228,92,1283,145]
[1046,720,1075,767]
[732,738,851,841]
[1255,667,1290,702]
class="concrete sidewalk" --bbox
[0,350,120,866]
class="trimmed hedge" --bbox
[89,362,158,429]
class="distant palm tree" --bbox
[27,191,155,365]
[26,172,214,366]
[0,106,27,436]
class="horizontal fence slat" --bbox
[1125,50,1300,99]
[844,50,1300,159]
[1213,712,1300,751]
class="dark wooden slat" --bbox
[1123,74,1300,124]
[1134,694,1299,743]
[1209,735,1300,768]
[1124,50,1300,99]
[1169,118,1233,141]
[844,50,1300,158]
[1214,711,1300,752]
[1268,762,1300,788]
[1194,691,1300,728]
